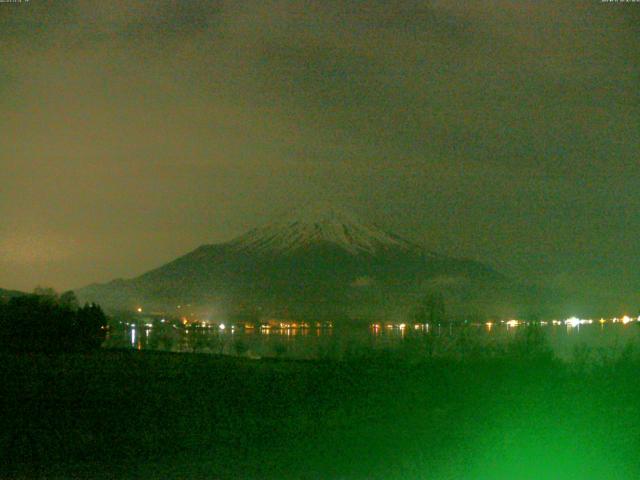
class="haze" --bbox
[1,1,638,312]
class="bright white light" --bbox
[622,316,632,325]
[136,307,142,313]
[565,317,580,327]
[506,320,519,327]
[564,317,593,327]
[219,323,226,330]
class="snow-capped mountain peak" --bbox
[228,202,420,255]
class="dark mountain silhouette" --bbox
[78,203,553,320]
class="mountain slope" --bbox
[78,203,542,319]
[228,203,422,255]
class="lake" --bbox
[103,318,640,361]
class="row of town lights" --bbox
[133,307,639,330]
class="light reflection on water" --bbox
[104,322,640,361]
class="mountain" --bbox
[227,203,421,256]
[78,203,547,320]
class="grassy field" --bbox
[1,346,640,479]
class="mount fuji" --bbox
[227,203,422,256]
[78,203,541,320]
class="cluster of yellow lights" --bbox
[278,322,312,329]
[130,305,640,334]
[611,315,637,325]
[370,323,421,330]
[365,315,640,332]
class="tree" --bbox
[33,286,58,302]
[233,339,249,356]
[508,324,552,361]
[0,294,107,353]
[75,303,108,351]
[273,343,287,358]
[59,291,79,311]
[416,292,446,324]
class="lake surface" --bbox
[103,319,640,361]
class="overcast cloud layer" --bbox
[1,1,639,312]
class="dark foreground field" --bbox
[2,347,640,479]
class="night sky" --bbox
[1,1,639,311]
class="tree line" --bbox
[0,288,107,353]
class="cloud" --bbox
[0,1,638,308]
[0,230,77,264]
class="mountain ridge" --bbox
[226,203,426,256]
[77,203,545,320]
